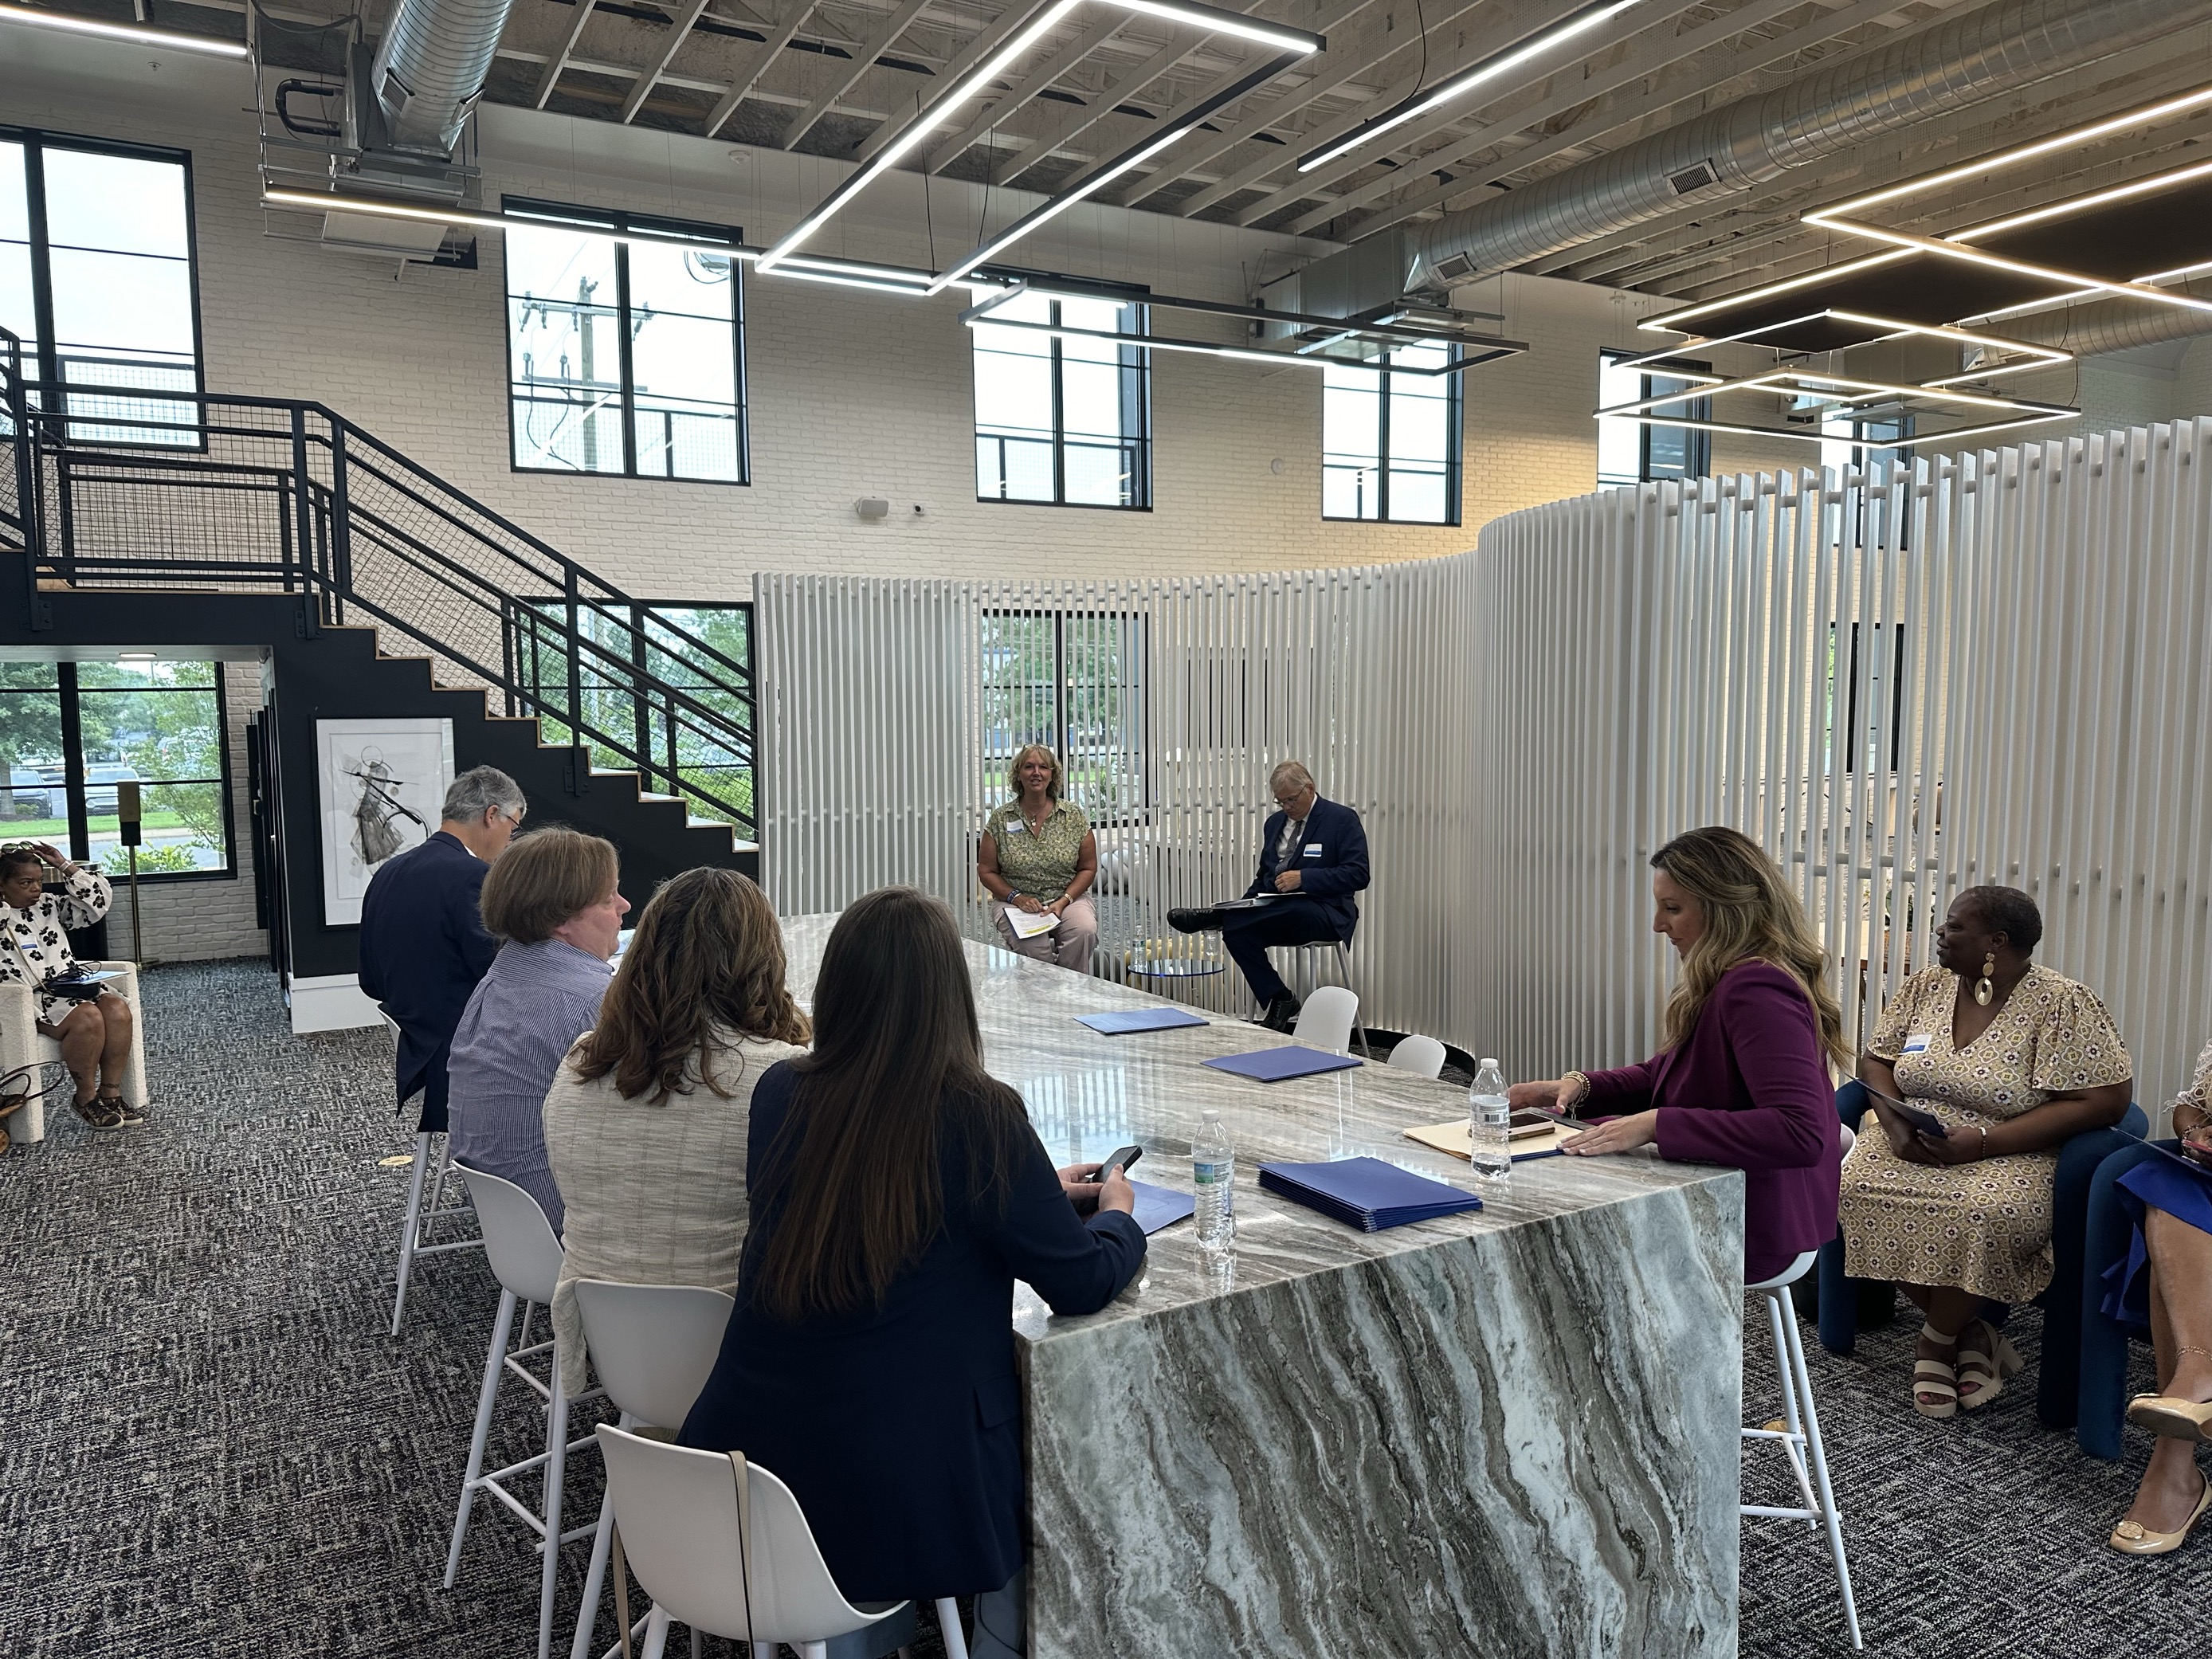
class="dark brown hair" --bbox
[750,887,1027,1323]
[571,867,810,1104]
[478,826,618,944]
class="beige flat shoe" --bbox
[2127,1392,2212,1443]
[2110,1473,2212,1556]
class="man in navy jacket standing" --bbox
[1171,761,1370,1030]
[357,766,526,1134]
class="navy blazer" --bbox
[679,1061,1147,1602]
[1242,794,1370,939]
[357,830,497,1131]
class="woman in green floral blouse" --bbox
[979,744,1098,974]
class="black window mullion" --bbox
[22,135,57,390]
[57,662,88,862]
[614,241,638,477]
[1049,302,1068,507]
[1375,360,1392,522]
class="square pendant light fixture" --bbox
[752,0,1324,278]
[0,0,249,57]
[1595,365,2077,449]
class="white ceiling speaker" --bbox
[854,497,891,520]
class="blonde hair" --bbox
[1007,743,1062,802]
[478,826,618,944]
[572,868,810,1103]
[1653,826,1851,1069]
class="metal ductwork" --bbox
[2004,296,2212,357]
[1410,0,2211,292]
[367,0,519,156]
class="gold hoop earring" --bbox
[1974,953,1996,1006]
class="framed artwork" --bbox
[317,718,455,926]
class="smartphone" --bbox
[1867,1088,1948,1139]
[1095,1145,1143,1180]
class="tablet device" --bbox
[1866,1085,1948,1139]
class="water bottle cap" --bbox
[1201,1108,1221,1121]
[1480,1057,1500,1069]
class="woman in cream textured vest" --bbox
[541,866,810,1391]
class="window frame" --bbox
[0,660,237,883]
[1321,347,1463,525]
[1598,350,1712,488]
[980,607,1151,825]
[971,296,1154,512]
[0,124,209,453]
[500,196,750,487]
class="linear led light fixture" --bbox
[926,49,1301,293]
[1641,251,1912,335]
[261,187,746,256]
[1598,407,2077,448]
[1798,214,2212,316]
[1598,368,2069,420]
[963,284,1487,374]
[755,0,1323,276]
[1296,0,1642,174]
[1614,310,2072,386]
[0,1,249,56]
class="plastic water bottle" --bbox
[1192,1109,1236,1251]
[1469,1058,1512,1182]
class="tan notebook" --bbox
[1405,1119,1575,1160]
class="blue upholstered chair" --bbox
[1814,1080,2147,1437]
[2073,1138,2178,1460]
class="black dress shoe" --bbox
[1262,994,1302,1033]
[1167,908,1209,934]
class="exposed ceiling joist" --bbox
[779,0,935,147]
[620,0,720,124]
[531,0,602,108]
[924,10,1132,173]
[702,0,823,137]
[987,23,1207,186]
[852,0,1049,163]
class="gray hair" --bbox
[441,765,525,826]
[1270,760,1315,794]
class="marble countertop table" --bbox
[779,916,1744,1659]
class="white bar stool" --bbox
[448,1164,604,1659]
[1743,1248,1862,1651]
[384,1015,480,1336]
[1273,939,1371,1057]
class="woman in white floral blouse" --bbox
[0,842,137,1129]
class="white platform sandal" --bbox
[1914,1322,1960,1419]
[1956,1318,2023,1410]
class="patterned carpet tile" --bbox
[0,959,2199,1657]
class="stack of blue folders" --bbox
[1256,1156,1483,1232]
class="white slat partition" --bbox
[1474,418,2212,1125]
[756,567,1481,1041]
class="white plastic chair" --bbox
[1743,1249,1862,1650]
[1292,986,1359,1057]
[569,1283,737,1659]
[385,1014,480,1335]
[0,958,148,1143]
[595,1424,971,1659]
[448,1164,603,1659]
[1386,1033,1447,1080]
[1274,940,1371,1057]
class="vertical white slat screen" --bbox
[756,417,2212,1116]
[757,567,1481,1041]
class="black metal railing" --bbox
[0,326,756,837]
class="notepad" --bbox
[1257,1156,1483,1231]
[1075,1008,1210,1035]
[1128,1179,1196,1235]
[1405,1119,1577,1162]
[1004,905,1061,940]
[1202,1045,1363,1083]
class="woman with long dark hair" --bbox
[540,866,811,1393]
[1509,826,1846,1284]
[680,887,1144,1659]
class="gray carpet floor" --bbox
[0,959,2200,1657]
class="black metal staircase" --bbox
[0,325,758,846]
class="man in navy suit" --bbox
[1170,761,1370,1031]
[357,766,526,1135]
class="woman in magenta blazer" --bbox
[1511,826,1846,1284]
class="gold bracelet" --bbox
[1559,1070,1591,1112]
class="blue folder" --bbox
[1076,1008,1210,1035]
[1257,1156,1483,1231]
[1202,1045,1363,1083]
[1128,1179,1197,1235]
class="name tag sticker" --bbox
[1902,1033,1932,1055]
[1005,820,1026,834]
[1303,844,1324,858]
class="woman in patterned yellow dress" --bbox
[976,744,1098,975]
[1838,885,2133,1418]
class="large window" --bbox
[0,129,202,446]
[1598,350,1712,488]
[1827,622,1906,774]
[981,611,1147,820]
[972,292,1151,509]
[504,199,747,483]
[515,602,755,825]
[1323,342,1460,523]
[0,660,232,877]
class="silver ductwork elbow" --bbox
[1410,0,2211,291]
[369,0,520,156]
